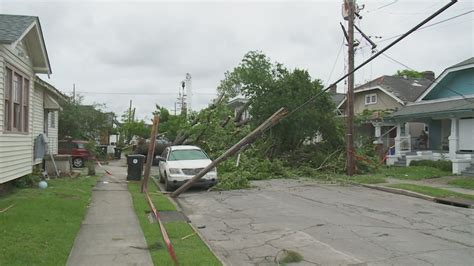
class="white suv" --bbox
[157,145,218,191]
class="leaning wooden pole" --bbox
[142,115,160,193]
[171,107,288,198]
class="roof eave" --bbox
[34,76,67,102]
[10,18,52,75]
[390,108,474,120]
[416,63,473,102]
[35,18,52,75]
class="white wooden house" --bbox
[0,14,64,184]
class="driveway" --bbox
[177,179,474,265]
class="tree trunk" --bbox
[87,161,96,176]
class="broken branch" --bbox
[171,107,288,197]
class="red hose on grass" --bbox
[145,191,179,265]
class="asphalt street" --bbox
[177,179,474,265]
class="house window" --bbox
[50,111,55,128]
[4,68,12,131]
[365,93,377,105]
[23,79,29,132]
[3,66,30,133]
[44,111,49,135]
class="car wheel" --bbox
[72,157,84,168]
[164,173,174,192]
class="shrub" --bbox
[409,160,452,172]
[13,174,40,188]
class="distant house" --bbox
[227,95,250,123]
[338,74,433,152]
[387,58,474,175]
[0,14,65,184]
[329,86,345,116]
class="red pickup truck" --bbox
[58,140,95,168]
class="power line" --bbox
[325,36,345,86]
[372,6,471,16]
[381,54,412,70]
[277,0,458,122]
[377,10,473,44]
[69,91,217,96]
[357,9,473,51]
[365,0,399,13]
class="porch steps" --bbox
[461,164,474,177]
[394,155,407,167]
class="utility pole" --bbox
[345,0,356,176]
[72,83,76,104]
[142,115,160,193]
[129,100,132,122]
[185,73,192,113]
[179,80,187,116]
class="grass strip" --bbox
[344,166,453,185]
[128,180,221,265]
[380,166,451,180]
[388,183,474,201]
[0,176,98,265]
[346,174,386,184]
[447,178,474,190]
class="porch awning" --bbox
[44,93,61,110]
[388,98,474,120]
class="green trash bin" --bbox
[114,147,122,159]
[126,154,145,180]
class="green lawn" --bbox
[448,178,474,190]
[379,166,451,180]
[334,166,452,185]
[388,183,474,201]
[0,176,98,265]
[346,174,387,184]
[128,180,221,266]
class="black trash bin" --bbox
[114,147,122,159]
[126,154,145,180]
[96,145,108,159]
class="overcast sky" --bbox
[1,0,472,121]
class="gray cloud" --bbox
[1,0,472,120]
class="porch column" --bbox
[372,122,384,160]
[448,118,459,160]
[395,123,402,156]
[405,122,412,151]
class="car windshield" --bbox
[76,143,86,149]
[168,149,209,161]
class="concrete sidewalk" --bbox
[67,160,153,266]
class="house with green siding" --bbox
[0,14,65,184]
[387,58,474,175]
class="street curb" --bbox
[359,183,473,208]
[360,184,435,201]
[150,177,226,265]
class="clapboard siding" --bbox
[32,85,44,164]
[48,110,58,154]
[0,135,33,182]
[0,45,34,183]
[0,56,4,132]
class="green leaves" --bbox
[118,109,151,144]
[217,51,344,155]
[394,69,424,78]
[58,95,110,140]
